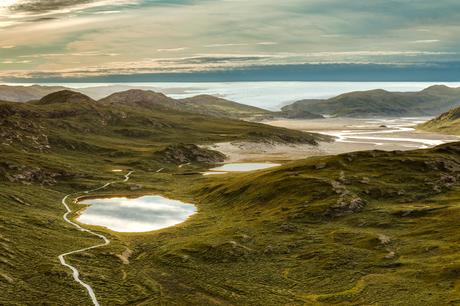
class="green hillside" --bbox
[283,85,460,117]
[1,90,459,305]
[179,94,272,119]
[418,105,460,135]
[2,135,459,304]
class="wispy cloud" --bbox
[256,42,277,45]
[205,43,249,48]
[0,0,459,78]
[157,47,189,52]
[2,59,31,64]
[411,39,440,44]
[6,0,138,14]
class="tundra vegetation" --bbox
[0,90,459,305]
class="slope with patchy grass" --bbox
[284,85,460,117]
[1,90,459,305]
[418,104,460,135]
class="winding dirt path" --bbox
[58,171,134,306]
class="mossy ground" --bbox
[1,95,458,305]
[2,144,460,305]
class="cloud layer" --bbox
[0,0,459,78]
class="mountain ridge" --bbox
[418,104,460,135]
[283,85,460,117]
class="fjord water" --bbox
[78,196,196,232]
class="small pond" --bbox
[78,195,196,232]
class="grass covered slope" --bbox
[1,90,328,153]
[143,143,460,305]
[418,104,460,135]
[23,142,455,305]
[0,90,331,304]
[283,85,460,117]
[179,94,272,119]
[1,90,459,305]
[100,89,273,120]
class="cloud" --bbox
[257,42,277,45]
[1,0,460,78]
[205,43,249,48]
[2,59,31,64]
[7,0,138,14]
[157,47,189,52]
[9,0,95,13]
[411,40,440,44]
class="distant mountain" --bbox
[0,84,67,102]
[100,90,259,118]
[418,104,460,135]
[179,94,271,119]
[99,89,181,109]
[36,90,96,105]
[0,90,330,157]
[283,85,460,117]
[0,85,326,120]
[101,89,323,120]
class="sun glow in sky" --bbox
[0,0,459,80]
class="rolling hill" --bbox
[1,90,459,305]
[0,84,67,102]
[418,104,460,135]
[99,89,272,119]
[0,90,330,181]
[0,84,325,120]
[283,85,460,117]
[100,89,322,120]
[179,94,272,119]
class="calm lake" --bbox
[78,195,196,232]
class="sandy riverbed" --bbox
[206,117,460,162]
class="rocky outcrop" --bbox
[154,143,226,164]
[326,196,367,217]
[0,105,50,152]
[1,164,74,185]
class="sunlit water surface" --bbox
[78,196,196,232]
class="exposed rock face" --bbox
[155,143,226,164]
[378,234,391,245]
[1,164,74,185]
[326,196,367,217]
[0,105,49,152]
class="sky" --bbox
[0,0,459,81]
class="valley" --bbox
[1,86,460,306]
[2,1,460,305]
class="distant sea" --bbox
[11,81,460,110]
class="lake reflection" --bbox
[78,196,196,232]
